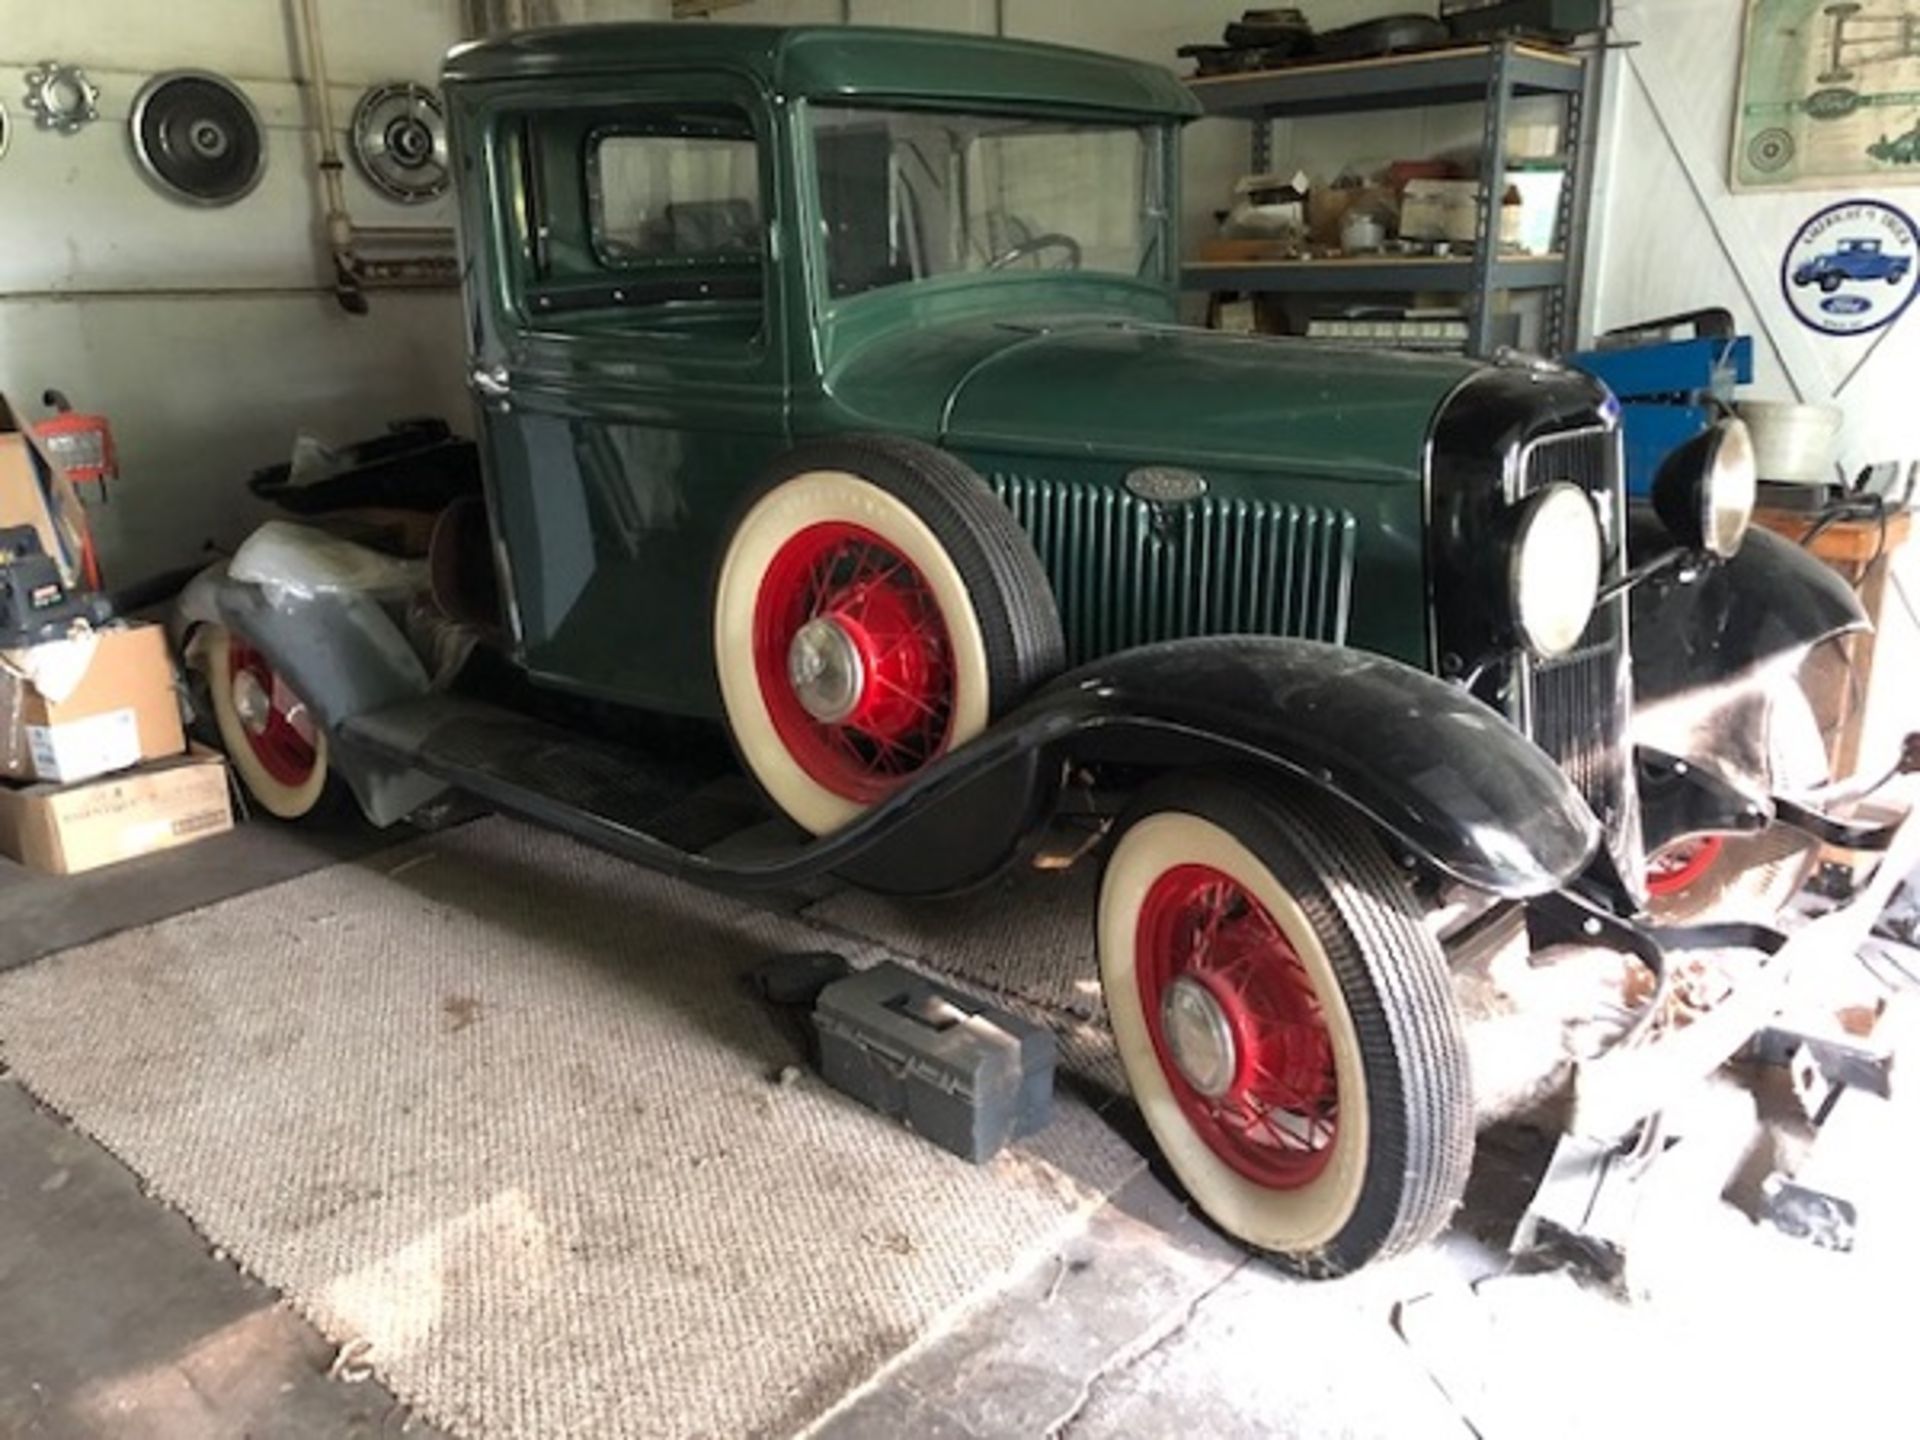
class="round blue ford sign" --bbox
[1782,199,1919,337]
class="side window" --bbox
[511,101,767,335]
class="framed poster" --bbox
[1733,0,1920,190]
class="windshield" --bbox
[810,105,1165,300]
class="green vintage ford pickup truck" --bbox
[177,24,1909,1276]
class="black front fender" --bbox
[1040,637,1600,897]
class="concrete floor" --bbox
[0,810,433,1439]
[0,811,1911,1439]
[0,1077,442,1440]
[0,803,398,974]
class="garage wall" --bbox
[0,0,669,589]
[0,1,474,586]
[1594,0,1919,773]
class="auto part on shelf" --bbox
[349,82,451,204]
[22,61,99,135]
[1312,14,1451,62]
[130,70,267,206]
[1442,0,1612,44]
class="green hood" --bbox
[825,316,1476,484]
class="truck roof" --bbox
[442,22,1201,120]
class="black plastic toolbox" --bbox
[814,962,1056,1164]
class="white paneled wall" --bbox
[1595,0,1920,771]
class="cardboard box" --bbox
[1400,179,1483,244]
[0,623,187,782]
[0,745,233,875]
[0,393,88,587]
[1398,172,1567,253]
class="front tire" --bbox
[1646,689,1826,926]
[1098,776,1473,1277]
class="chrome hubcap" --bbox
[1161,975,1238,1099]
[787,616,865,724]
[231,669,272,736]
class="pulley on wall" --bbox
[348,83,450,204]
[130,70,267,206]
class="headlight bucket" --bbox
[1653,418,1757,559]
[1507,482,1604,659]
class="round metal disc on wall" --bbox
[130,70,266,206]
[349,82,450,204]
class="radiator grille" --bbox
[989,475,1357,664]
[1518,429,1637,861]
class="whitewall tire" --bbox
[203,624,331,820]
[1098,776,1474,1276]
[712,437,1061,835]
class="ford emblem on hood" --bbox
[1125,467,1209,504]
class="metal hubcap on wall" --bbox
[753,521,956,805]
[1136,864,1340,1189]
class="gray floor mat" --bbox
[0,818,1143,1440]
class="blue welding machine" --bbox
[1568,308,1754,499]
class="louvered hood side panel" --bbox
[987,474,1356,664]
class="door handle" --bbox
[469,364,512,405]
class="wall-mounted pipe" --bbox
[294,0,366,313]
[294,0,458,313]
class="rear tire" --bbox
[712,436,1061,835]
[1098,776,1473,1277]
[200,625,334,820]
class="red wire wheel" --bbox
[751,521,956,806]
[205,626,330,820]
[226,637,320,788]
[712,439,1063,844]
[1646,834,1727,898]
[1135,863,1339,1189]
[1098,779,1474,1276]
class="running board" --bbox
[335,694,1049,891]
[337,696,812,887]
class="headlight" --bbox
[1508,482,1603,658]
[1653,418,1757,559]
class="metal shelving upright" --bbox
[1183,40,1594,355]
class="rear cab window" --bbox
[503,98,770,345]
